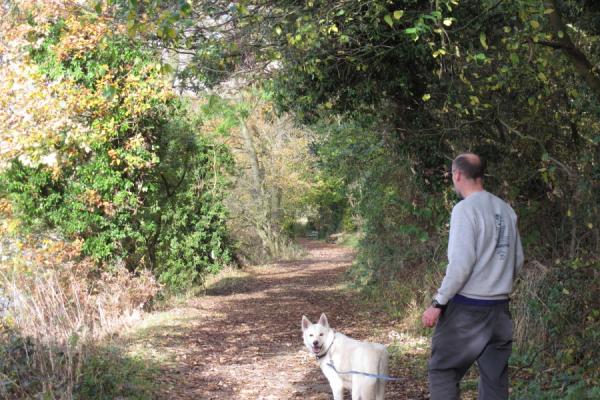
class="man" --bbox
[422,153,524,400]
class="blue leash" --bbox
[326,362,405,382]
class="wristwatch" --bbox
[431,299,447,310]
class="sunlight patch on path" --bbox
[118,241,432,399]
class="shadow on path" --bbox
[126,240,430,399]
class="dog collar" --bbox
[315,331,336,360]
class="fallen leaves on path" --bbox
[125,240,431,399]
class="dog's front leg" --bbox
[330,380,344,400]
[323,368,344,400]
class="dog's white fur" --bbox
[301,313,388,400]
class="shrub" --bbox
[0,238,160,398]
[1,15,234,287]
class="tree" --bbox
[199,91,317,260]
[0,1,234,288]
[104,0,599,260]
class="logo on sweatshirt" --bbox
[495,214,510,260]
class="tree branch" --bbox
[543,0,600,101]
[535,40,566,50]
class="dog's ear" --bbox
[301,315,311,331]
[318,313,329,328]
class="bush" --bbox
[0,16,234,288]
[75,348,158,400]
[0,329,158,400]
[510,258,600,397]
[0,238,160,398]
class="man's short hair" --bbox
[453,153,485,180]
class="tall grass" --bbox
[511,261,550,351]
[0,239,160,399]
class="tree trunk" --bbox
[544,0,600,101]
[239,117,263,200]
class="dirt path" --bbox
[125,240,430,399]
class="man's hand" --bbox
[422,306,442,328]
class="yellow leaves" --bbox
[530,20,540,30]
[54,16,114,62]
[228,98,317,205]
[83,189,103,209]
[384,15,394,28]
[79,188,117,217]
[5,218,21,236]
[124,134,147,151]
[383,10,404,28]
[0,15,124,171]
[480,32,488,50]
[1,57,141,174]
[108,149,120,165]
[0,1,173,178]
[0,61,93,172]
[469,95,480,106]
[432,48,447,58]
[121,64,174,120]
[0,199,13,219]
[2,1,65,49]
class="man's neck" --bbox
[461,186,484,198]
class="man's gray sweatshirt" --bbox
[435,191,524,305]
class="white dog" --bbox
[301,313,388,400]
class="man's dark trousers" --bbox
[428,300,513,400]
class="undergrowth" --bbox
[349,254,600,398]
[0,235,160,399]
[0,332,159,399]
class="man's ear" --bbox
[301,315,311,331]
[454,169,462,182]
[318,313,329,328]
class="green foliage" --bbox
[267,0,437,122]
[204,0,599,390]
[204,0,600,293]
[0,330,158,400]
[301,175,347,237]
[1,21,234,288]
[313,111,451,281]
[95,0,600,388]
[75,347,158,400]
[508,258,600,398]
[537,260,599,369]
[0,331,38,397]
[511,359,600,399]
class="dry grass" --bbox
[511,260,550,351]
[0,238,160,399]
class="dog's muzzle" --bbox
[312,342,323,354]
